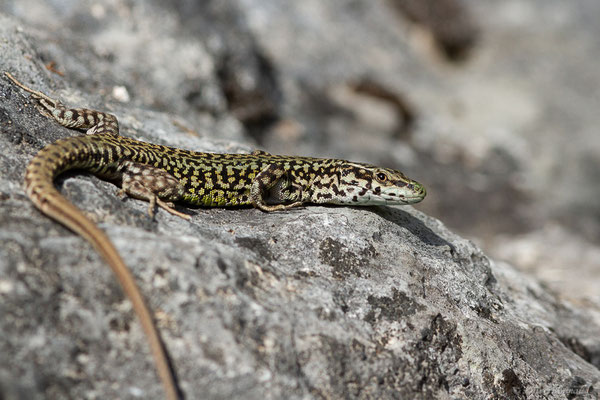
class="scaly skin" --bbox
[5,72,426,400]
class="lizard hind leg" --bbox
[4,72,119,136]
[119,161,190,220]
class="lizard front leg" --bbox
[250,164,303,212]
[118,161,190,220]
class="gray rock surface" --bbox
[1,2,599,400]
[3,0,600,304]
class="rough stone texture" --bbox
[2,0,600,303]
[1,2,600,400]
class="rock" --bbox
[0,5,599,400]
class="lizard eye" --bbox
[376,172,387,182]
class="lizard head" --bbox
[335,162,426,205]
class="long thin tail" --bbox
[24,141,180,400]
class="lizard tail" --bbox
[24,139,181,400]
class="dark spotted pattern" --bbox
[15,72,425,211]
[26,133,349,207]
[25,131,426,210]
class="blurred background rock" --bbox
[1,0,598,304]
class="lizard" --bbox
[4,72,426,400]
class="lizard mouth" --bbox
[395,195,426,204]
[351,192,425,206]
[380,186,426,204]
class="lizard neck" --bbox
[306,163,343,204]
